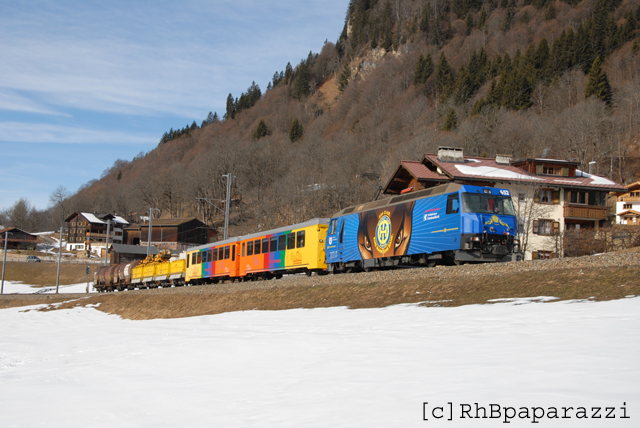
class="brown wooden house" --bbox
[129,217,217,251]
[0,227,38,250]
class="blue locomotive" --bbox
[325,183,520,272]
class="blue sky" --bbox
[0,0,348,211]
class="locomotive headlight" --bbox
[472,237,481,242]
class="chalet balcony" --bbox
[563,205,608,220]
[618,196,640,202]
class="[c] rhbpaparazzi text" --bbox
[422,402,630,423]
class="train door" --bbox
[325,218,339,263]
[445,193,461,248]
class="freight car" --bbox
[94,251,186,292]
[324,183,520,273]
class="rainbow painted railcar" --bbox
[185,218,329,283]
[324,183,520,272]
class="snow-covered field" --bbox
[0,280,94,294]
[0,293,638,427]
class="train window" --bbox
[191,253,196,265]
[187,256,190,268]
[287,232,295,249]
[278,235,286,251]
[339,220,345,244]
[262,238,269,254]
[329,219,337,235]
[270,236,277,252]
[218,247,224,260]
[254,239,260,254]
[297,230,305,248]
[242,243,245,257]
[212,247,217,262]
[446,194,460,214]
[247,241,253,256]
[224,246,230,259]
[232,245,236,261]
[197,253,201,264]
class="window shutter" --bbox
[553,190,560,204]
[562,167,569,177]
[533,220,539,234]
[536,165,543,175]
[552,221,560,234]
[532,251,539,260]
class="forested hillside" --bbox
[4,0,640,235]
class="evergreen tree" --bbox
[436,53,455,101]
[413,53,434,86]
[443,108,458,131]
[338,60,351,93]
[477,7,487,29]
[294,60,311,100]
[253,119,268,140]
[289,118,304,142]
[585,57,613,106]
[284,62,293,85]
[501,0,515,32]
[544,3,556,21]
[225,93,236,120]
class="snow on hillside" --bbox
[0,297,638,427]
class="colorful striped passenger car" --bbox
[185,218,329,284]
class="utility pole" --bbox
[147,208,160,257]
[55,226,64,294]
[1,231,13,294]
[103,220,112,266]
[222,174,235,240]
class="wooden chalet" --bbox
[0,227,38,250]
[64,212,129,252]
[615,181,640,225]
[129,217,217,251]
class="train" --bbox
[94,183,520,292]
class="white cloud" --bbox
[0,122,156,145]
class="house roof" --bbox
[617,209,640,217]
[65,212,129,225]
[421,153,627,192]
[0,227,37,238]
[139,217,210,227]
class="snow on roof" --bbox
[81,213,129,225]
[454,165,544,181]
[575,170,617,186]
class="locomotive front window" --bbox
[329,219,337,235]
[461,193,515,216]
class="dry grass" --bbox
[0,261,97,287]
[12,265,639,320]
